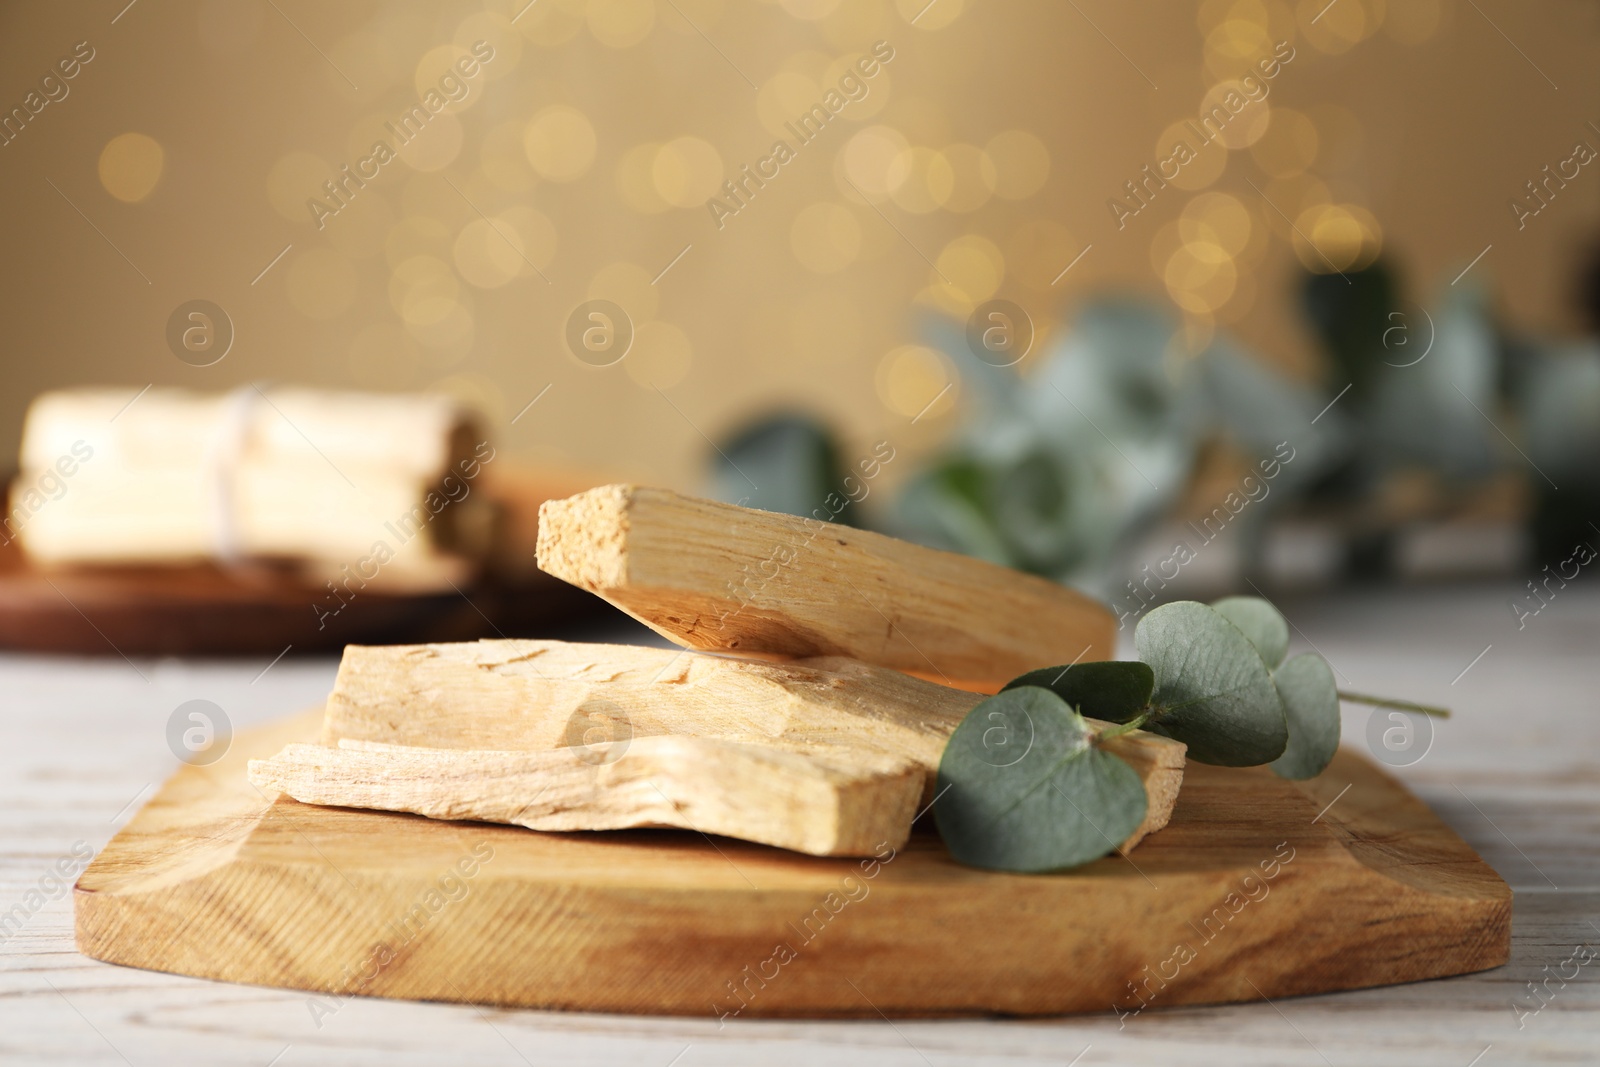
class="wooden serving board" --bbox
[75,709,1511,1017]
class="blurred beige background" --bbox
[0,0,1595,489]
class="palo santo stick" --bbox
[323,639,1186,853]
[249,737,923,858]
[15,388,489,568]
[535,484,1114,689]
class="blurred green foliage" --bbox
[709,255,1600,584]
[888,299,1342,592]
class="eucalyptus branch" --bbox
[937,596,1441,874]
[1336,691,1451,718]
[1093,710,1152,744]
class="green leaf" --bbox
[1269,653,1341,780]
[1002,661,1154,724]
[892,460,1017,569]
[710,414,860,528]
[1135,601,1288,766]
[1210,596,1290,669]
[934,687,1148,873]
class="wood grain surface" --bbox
[76,702,1508,1017]
[248,736,928,858]
[536,485,1115,687]
[319,639,1187,852]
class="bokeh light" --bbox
[840,126,912,200]
[935,235,1006,306]
[652,137,724,209]
[515,0,585,46]
[587,0,655,48]
[414,45,477,113]
[1297,0,1376,53]
[1292,202,1383,272]
[453,13,523,80]
[625,321,692,389]
[398,112,464,172]
[1198,80,1272,150]
[523,106,597,182]
[887,146,948,214]
[1154,120,1228,191]
[1164,240,1238,316]
[1180,193,1253,257]
[758,72,823,139]
[876,344,956,419]
[453,209,552,289]
[98,133,164,203]
[616,142,672,214]
[390,254,460,325]
[480,119,538,192]
[932,144,996,213]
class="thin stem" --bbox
[1093,708,1153,743]
[1337,690,1451,718]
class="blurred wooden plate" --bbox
[0,466,617,655]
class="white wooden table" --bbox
[3,581,1596,1065]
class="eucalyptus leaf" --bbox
[1365,284,1498,482]
[1520,339,1600,565]
[709,414,858,527]
[1210,596,1289,669]
[1002,661,1154,724]
[893,459,1016,567]
[1197,335,1348,459]
[934,687,1147,873]
[1299,259,1398,402]
[1268,653,1341,780]
[1135,601,1288,766]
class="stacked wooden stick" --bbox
[12,387,491,582]
[250,485,1188,858]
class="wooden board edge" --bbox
[74,712,1514,1017]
